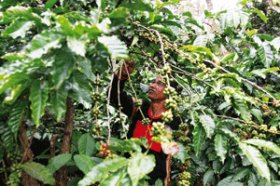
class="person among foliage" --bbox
[110,60,180,184]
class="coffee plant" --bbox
[0,0,279,185]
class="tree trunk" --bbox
[19,121,40,186]
[50,134,58,158]
[56,97,74,186]
[164,155,172,186]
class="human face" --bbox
[148,76,166,101]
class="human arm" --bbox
[109,61,137,117]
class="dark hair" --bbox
[169,79,182,92]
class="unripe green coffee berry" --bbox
[164,87,176,97]
[269,126,277,133]
[252,130,258,135]
[260,124,268,131]
[161,110,173,123]
[162,64,172,74]
[92,92,101,101]
[91,108,100,117]
[142,118,150,125]
[135,99,142,107]
[179,123,188,131]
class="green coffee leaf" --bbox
[74,154,96,174]
[2,18,34,39]
[47,153,72,174]
[78,158,128,186]
[127,153,155,186]
[98,36,128,59]
[193,123,206,157]
[239,142,270,181]
[78,134,96,156]
[27,31,63,59]
[245,139,280,156]
[22,162,55,185]
[214,134,228,163]
[199,114,215,138]
[29,80,48,127]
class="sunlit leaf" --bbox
[98,36,128,59]
[193,123,206,157]
[78,158,128,186]
[199,114,215,138]
[258,42,274,68]
[214,134,228,163]
[127,153,155,186]
[239,142,270,181]
[27,31,63,59]
[2,18,34,39]
[245,139,280,156]
[29,80,48,127]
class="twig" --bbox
[106,73,114,144]
[216,115,280,135]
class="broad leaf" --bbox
[127,153,155,186]
[100,168,126,186]
[3,82,28,105]
[29,80,48,127]
[74,154,96,174]
[78,157,128,186]
[47,153,72,174]
[45,0,58,9]
[251,109,263,124]
[232,168,250,181]
[214,134,228,163]
[252,8,267,23]
[2,18,34,39]
[68,71,92,109]
[193,123,206,157]
[67,37,87,57]
[217,176,243,186]
[50,87,67,122]
[78,134,96,156]
[51,48,75,89]
[270,37,280,51]
[203,169,214,185]
[239,142,270,181]
[77,58,95,81]
[22,162,55,185]
[233,98,251,122]
[8,101,26,133]
[245,139,280,156]
[98,36,128,59]
[221,127,239,142]
[3,6,41,25]
[27,31,63,59]
[258,42,274,68]
[199,114,215,138]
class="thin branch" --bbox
[216,114,280,135]
[106,73,114,144]
[203,59,278,100]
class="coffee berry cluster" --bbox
[178,171,191,186]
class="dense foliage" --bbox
[0,0,279,185]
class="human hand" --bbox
[162,141,179,156]
[116,60,135,80]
